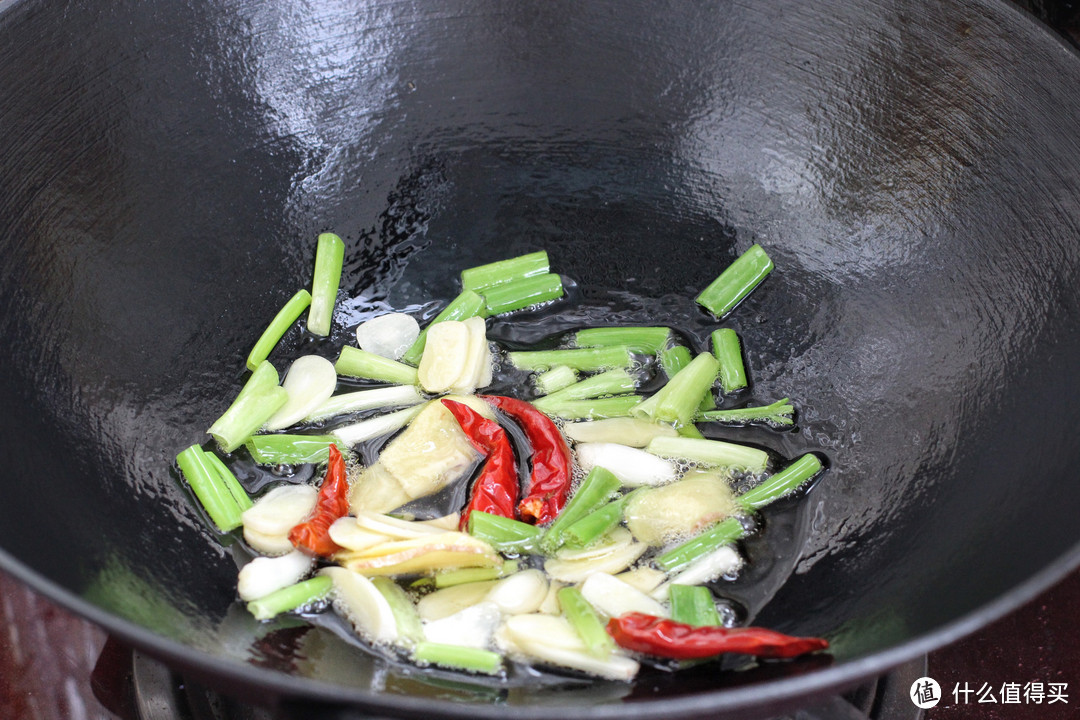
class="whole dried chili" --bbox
[480,395,572,524]
[288,444,350,557]
[441,399,519,530]
[607,613,829,660]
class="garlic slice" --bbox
[485,569,549,616]
[265,356,338,431]
[356,312,420,360]
[580,572,667,618]
[423,601,502,648]
[319,566,399,644]
[241,484,318,537]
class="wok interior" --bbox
[2,0,1080,712]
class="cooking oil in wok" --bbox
[220,285,827,690]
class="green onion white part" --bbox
[330,405,424,447]
[562,417,679,447]
[304,385,424,423]
[573,442,678,487]
[645,435,769,473]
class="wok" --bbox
[2,0,1080,717]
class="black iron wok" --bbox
[2,0,1080,717]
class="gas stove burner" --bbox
[127,651,927,720]
[131,650,272,720]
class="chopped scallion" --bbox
[245,434,341,464]
[711,328,748,393]
[207,361,289,453]
[668,584,722,626]
[202,450,253,513]
[645,352,719,425]
[531,368,637,412]
[543,467,621,551]
[654,517,744,573]
[695,244,774,319]
[480,273,564,315]
[659,345,693,380]
[655,453,823,572]
[467,511,544,554]
[737,453,822,511]
[434,560,519,588]
[412,642,503,675]
[308,233,345,337]
[536,395,643,420]
[335,346,419,385]
[176,445,246,532]
[246,576,332,621]
[534,365,579,396]
[557,586,615,658]
[461,250,550,292]
[645,435,768,473]
[508,345,633,373]
[698,398,795,428]
[246,289,312,372]
[574,327,671,354]
[562,495,628,547]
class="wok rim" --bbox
[3,539,1080,717]
[3,0,1080,716]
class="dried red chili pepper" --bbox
[288,444,350,557]
[441,399,519,530]
[606,613,829,660]
[480,395,571,524]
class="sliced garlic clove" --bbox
[485,569,549,616]
[356,312,420,360]
[241,484,318,537]
[580,572,667,618]
[422,601,502,648]
[319,566,399,644]
[265,355,338,431]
